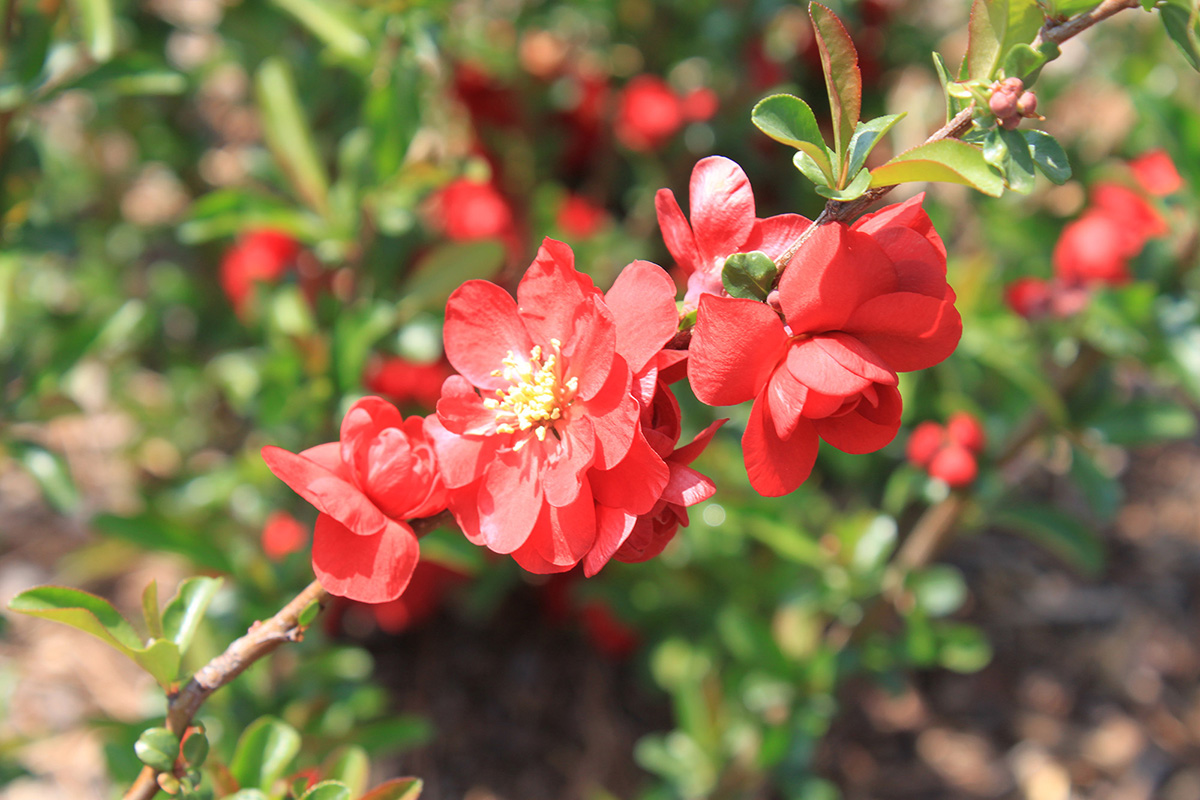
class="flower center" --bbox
[483,339,578,449]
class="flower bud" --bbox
[1016,91,1038,117]
[989,91,1018,119]
[1000,114,1022,130]
[928,443,978,487]
[906,421,946,468]
[1000,77,1024,94]
[946,411,986,454]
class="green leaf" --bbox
[793,150,835,188]
[359,778,424,800]
[8,586,182,686]
[815,167,872,200]
[352,716,433,754]
[1045,0,1101,15]
[334,302,397,392]
[396,240,507,322]
[181,728,209,769]
[993,504,1105,575]
[908,566,968,617]
[1087,399,1198,445]
[870,139,1005,196]
[1025,130,1071,184]
[966,0,1045,80]
[135,728,179,773]
[751,94,834,182]
[320,746,369,797]
[998,127,1036,193]
[256,58,331,215]
[299,781,352,800]
[229,717,301,791]
[74,0,116,61]
[142,581,163,640]
[365,57,422,182]
[844,113,905,178]
[1161,0,1200,71]
[982,127,1008,170]
[179,189,316,244]
[9,442,80,513]
[810,3,862,163]
[1001,43,1046,80]
[721,251,778,301]
[161,577,223,652]
[931,52,958,123]
[937,623,993,673]
[270,0,371,63]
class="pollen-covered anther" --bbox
[489,341,578,441]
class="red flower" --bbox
[261,511,308,561]
[220,229,300,315]
[906,412,984,487]
[906,421,945,467]
[557,194,608,239]
[614,75,684,152]
[1005,277,1053,319]
[946,411,986,453]
[431,178,515,242]
[262,398,447,602]
[656,156,810,306]
[680,88,719,123]
[429,239,683,573]
[364,356,454,409]
[1129,149,1183,197]
[689,195,961,496]
[928,443,977,487]
[1053,212,1134,287]
[1089,182,1166,250]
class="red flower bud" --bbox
[906,421,945,468]
[220,229,300,315]
[1000,77,1024,94]
[1016,91,1038,117]
[1000,114,1022,130]
[946,411,986,454]
[1005,277,1053,319]
[989,91,1017,120]
[1129,149,1183,197]
[928,443,978,487]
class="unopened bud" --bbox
[1000,114,1022,130]
[766,289,783,312]
[1000,77,1024,94]
[989,91,1017,119]
[1016,91,1038,117]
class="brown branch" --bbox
[122,509,455,800]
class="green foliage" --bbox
[870,139,1005,196]
[230,717,302,791]
[721,251,779,301]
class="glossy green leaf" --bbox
[396,240,507,321]
[256,58,331,215]
[1000,42,1054,81]
[320,746,369,797]
[135,728,179,773]
[994,504,1105,575]
[359,778,424,800]
[931,52,960,123]
[998,127,1036,193]
[230,716,301,791]
[751,94,833,181]
[966,0,1045,80]
[1025,129,1071,184]
[982,127,1008,170]
[721,251,778,301]
[8,586,182,686]
[75,0,116,61]
[161,577,223,652]
[844,113,905,178]
[1161,0,1200,71]
[142,581,163,640]
[1045,0,1101,14]
[793,150,835,188]
[270,0,371,63]
[299,781,352,800]
[1087,399,1198,445]
[181,728,209,769]
[908,566,968,617]
[937,623,993,673]
[810,3,862,161]
[870,139,1005,196]
[815,166,872,200]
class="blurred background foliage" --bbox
[2,0,1199,798]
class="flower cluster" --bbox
[906,412,987,488]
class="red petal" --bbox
[670,418,727,466]
[339,397,404,478]
[424,414,498,489]
[533,480,597,567]
[689,294,788,406]
[297,442,350,479]
[869,224,948,299]
[655,188,699,276]
[852,193,945,259]
[799,386,850,419]
[813,333,897,386]
[660,461,716,506]
[744,213,812,261]
[444,280,532,391]
[843,291,962,373]
[742,393,819,497]
[562,297,617,401]
[689,156,756,269]
[586,370,638,470]
[435,375,497,436]
[262,446,387,536]
[446,479,485,546]
[582,505,638,577]
[778,223,898,334]
[478,445,544,553]
[766,366,807,439]
[588,426,669,516]
[814,384,902,454]
[655,349,689,384]
[517,238,598,345]
[785,338,873,397]
[605,260,680,374]
[311,513,419,603]
[542,415,596,507]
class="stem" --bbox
[122,509,455,800]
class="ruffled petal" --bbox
[766,366,808,439]
[655,188,700,276]
[297,442,351,480]
[660,461,716,507]
[852,192,945,259]
[868,224,948,298]
[605,260,680,374]
[842,291,962,373]
[477,445,545,553]
[424,414,498,489]
[444,280,532,391]
[534,479,597,568]
[542,415,595,507]
[813,333,898,386]
[742,393,819,497]
[339,397,405,479]
[778,223,899,334]
[785,337,874,397]
[744,213,812,261]
[517,238,598,344]
[562,297,617,401]
[583,505,639,577]
[689,156,756,269]
[311,513,419,603]
[588,426,669,516]
[689,294,788,406]
[814,383,903,454]
[670,418,727,466]
[262,446,388,536]
[586,371,639,470]
[434,375,497,436]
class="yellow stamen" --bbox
[488,339,578,445]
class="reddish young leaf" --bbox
[809,3,862,166]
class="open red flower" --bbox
[614,75,684,152]
[220,229,300,315]
[656,156,810,306]
[262,397,447,603]
[431,178,515,242]
[429,239,683,574]
[364,355,454,409]
[689,195,961,496]
[1129,149,1183,197]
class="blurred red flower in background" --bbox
[557,194,608,239]
[1129,149,1183,197]
[905,411,986,488]
[220,229,300,315]
[431,178,515,242]
[614,75,684,151]
[364,356,455,409]
[261,511,308,561]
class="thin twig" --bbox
[122,509,455,800]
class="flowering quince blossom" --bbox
[428,238,718,575]
[220,229,300,315]
[689,194,962,496]
[656,155,810,306]
[1129,149,1183,197]
[906,412,986,488]
[262,397,447,603]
